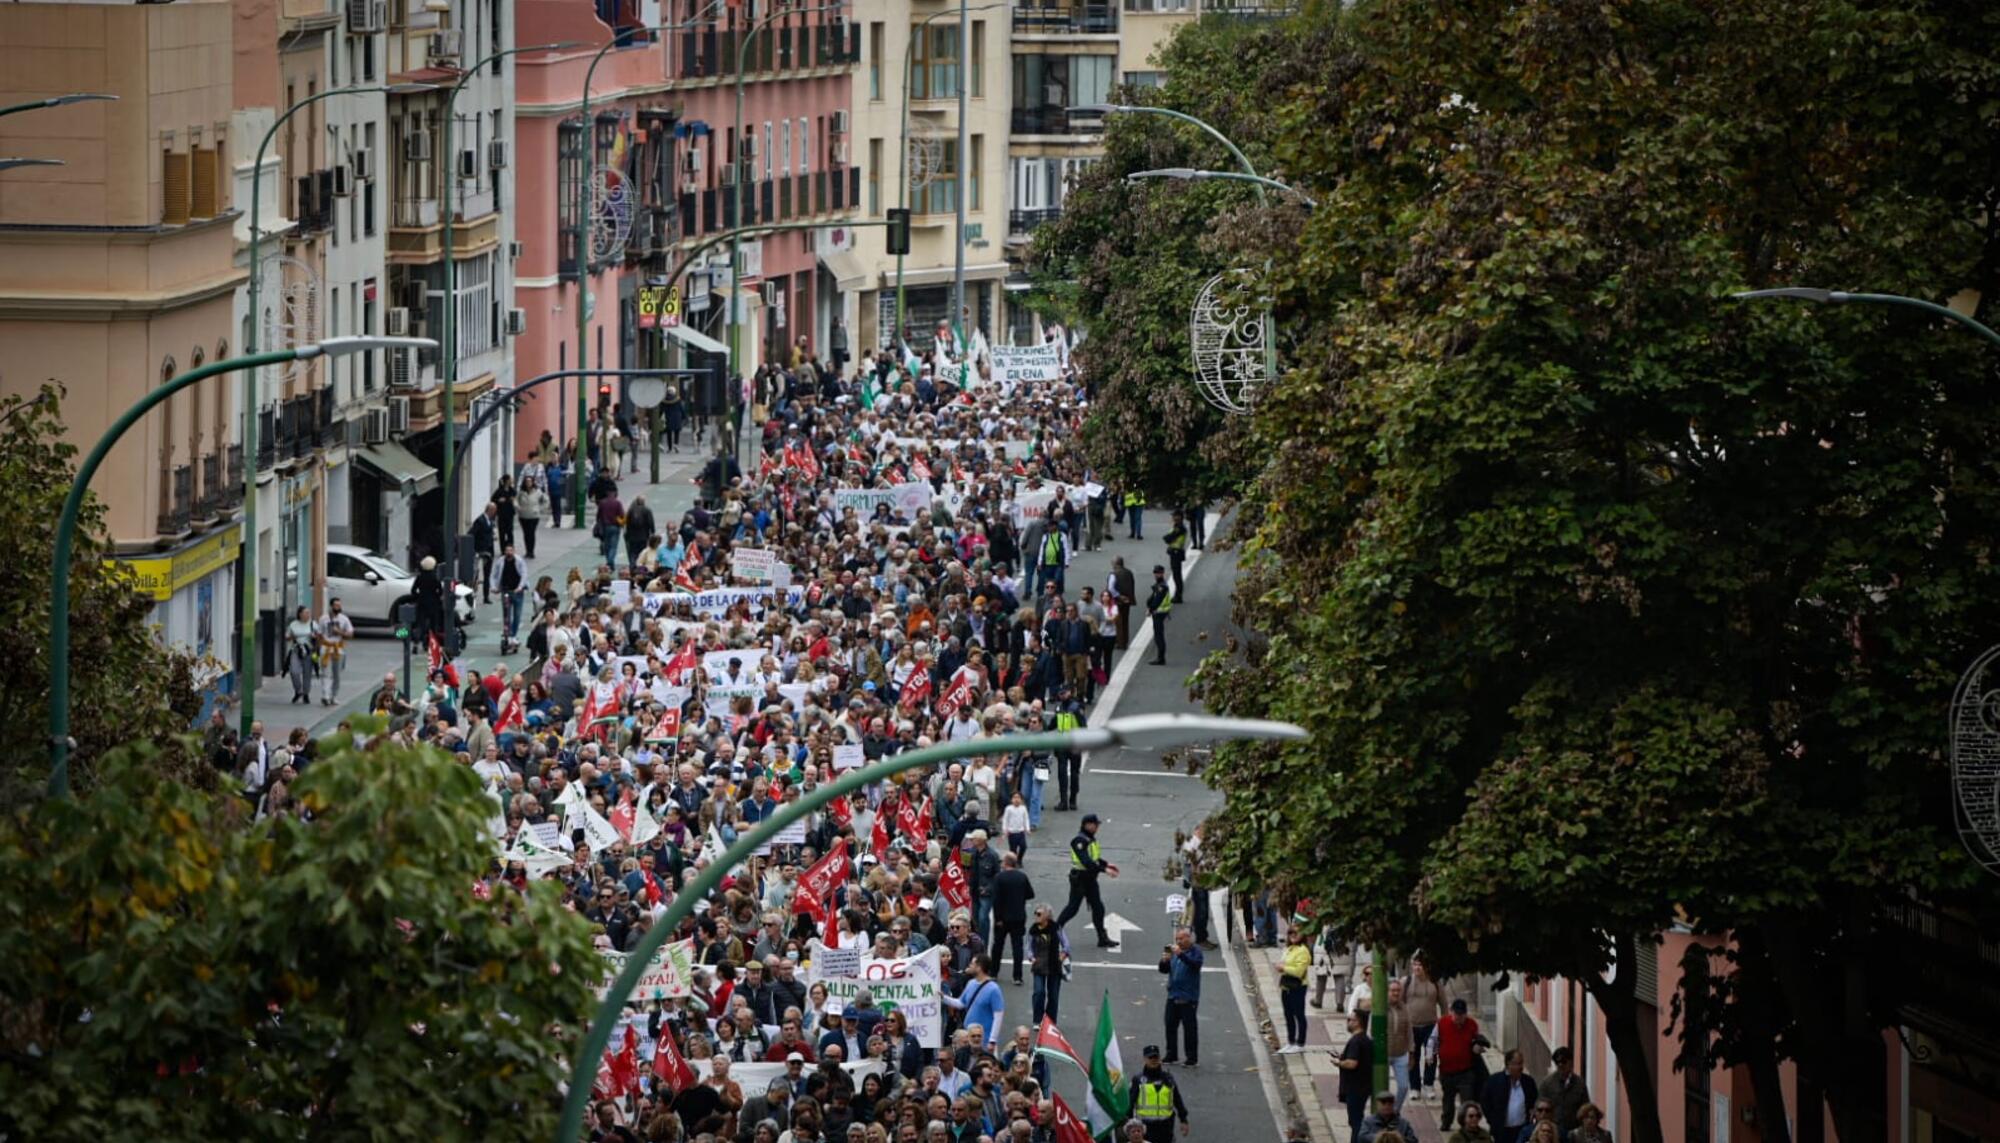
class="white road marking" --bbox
[1092,768,1193,778]
[1103,912,1144,939]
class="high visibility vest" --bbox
[1136,1079,1176,1120]
[1042,532,1063,565]
[1070,834,1102,869]
[1054,711,1080,732]
[1124,492,1143,508]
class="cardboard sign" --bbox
[807,946,945,1047]
[891,481,934,520]
[833,743,865,771]
[731,547,778,583]
[597,938,698,1003]
[992,343,1064,384]
[530,820,569,851]
[833,487,900,520]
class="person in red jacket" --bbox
[1435,997,1483,1129]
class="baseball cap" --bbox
[786,1051,806,1063]
[827,1000,845,1018]
[1451,998,1468,1013]
[1081,813,1101,825]
[1142,1044,1162,1059]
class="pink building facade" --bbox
[512,0,860,466]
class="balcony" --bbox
[226,445,244,506]
[1013,4,1119,34]
[197,452,224,518]
[674,20,859,82]
[256,408,278,470]
[1884,898,2000,1069]
[389,200,497,265]
[158,463,193,537]
[1011,106,1106,135]
[317,386,337,448]
[1009,207,1062,237]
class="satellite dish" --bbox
[628,375,669,409]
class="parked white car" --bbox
[325,543,475,630]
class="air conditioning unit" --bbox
[332,163,355,197]
[404,280,430,311]
[830,109,851,135]
[456,148,478,180]
[721,162,738,187]
[830,141,849,165]
[505,307,527,336]
[488,138,510,170]
[389,348,413,389]
[387,306,412,337]
[759,280,781,307]
[363,407,390,444]
[388,395,411,433]
[427,30,461,63]
[346,0,384,33]
[351,147,375,181]
[681,149,703,176]
[507,240,524,259]
[739,134,758,160]
[403,131,431,163]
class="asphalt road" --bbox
[1009,541,1285,1140]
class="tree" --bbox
[0,730,600,1141]
[1181,2,2000,1141]
[0,386,210,801]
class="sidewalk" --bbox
[248,443,718,741]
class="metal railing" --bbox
[1013,4,1118,33]
[226,445,244,505]
[1010,106,1105,135]
[1009,206,1062,235]
[158,463,193,536]
[256,409,277,469]
[198,452,223,516]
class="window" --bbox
[1124,70,1165,89]
[457,254,496,358]
[911,23,959,100]
[763,121,774,181]
[780,119,792,176]
[799,117,810,174]
[917,139,957,216]
[162,144,191,225]
[970,133,982,211]
[557,119,585,277]
[1124,0,1190,9]
[868,22,884,99]
[1072,55,1113,106]
[362,122,377,236]
[192,145,221,218]
[868,137,882,215]
[971,22,984,97]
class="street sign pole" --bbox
[397,601,415,701]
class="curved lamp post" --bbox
[555,712,1308,1141]
[240,81,434,738]
[438,43,582,594]
[0,158,63,172]
[47,336,437,796]
[1732,287,2000,351]
[0,92,116,118]
[1126,167,1318,210]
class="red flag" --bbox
[1034,1016,1086,1073]
[870,807,892,861]
[612,1025,641,1096]
[828,792,852,829]
[897,796,933,842]
[935,665,981,719]
[652,1023,698,1093]
[898,669,933,713]
[611,788,637,842]
[660,642,698,685]
[493,685,525,733]
[937,852,972,911]
[793,838,851,916]
[1050,1093,1094,1143]
[645,707,683,742]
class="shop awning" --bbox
[818,247,869,290]
[664,322,731,357]
[355,441,438,496]
[880,261,1012,289]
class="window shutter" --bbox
[1631,935,1658,1006]
[163,150,192,225]
[192,147,220,218]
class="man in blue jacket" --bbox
[1157,927,1204,1066]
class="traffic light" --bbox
[885,207,910,256]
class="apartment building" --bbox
[0,0,247,688]
[512,0,860,462]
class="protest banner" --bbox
[891,482,934,520]
[730,547,778,583]
[1009,487,1060,528]
[689,1058,884,1093]
[992,343,1064,385]
[833,486,900,519]
[702,681,811,711]
[641,586,806,618]
[701,649,764,683]
[807,945,946,1047]
[833,743,865,771]
[596,938,698,1004]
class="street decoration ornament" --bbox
[906,135,941,193]
[1949,644,2000,876]
[589,168,634,261]
[259,254,321,385]
[1189,270,1269,415]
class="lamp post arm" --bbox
[448,369,670,521]
[556,728,1082,1143]
[1838,292,2000,353]
[50,349,301,796]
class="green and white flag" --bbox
[1086,991,1128,1139]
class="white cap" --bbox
[826,999,845,1017]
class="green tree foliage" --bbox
[0,387,209,801]
[0,732,599,1141]
[1178,2,2000,1140]
[1027,15,1322,507]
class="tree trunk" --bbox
[1760,910,1888,1143]
[1730,929,1793,1143]
[1583,932,1666,1143]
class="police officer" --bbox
[1146,566,1172,666]
[1127,1045,1190,1142]
[1163,513,1189,604]
[1054,812,1120,947]
[1051,685,1085,811]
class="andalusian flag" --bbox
[860,372,880,410]
[1086,991,1128,1139]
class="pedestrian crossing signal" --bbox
[886,207,910,256]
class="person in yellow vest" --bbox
[1055,813,1119,947]
[1124,490,1145,540]
[1127,1045,1190,1142]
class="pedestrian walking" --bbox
[1001,792,1030,860]
[595,485,626,571]
[1540,1046,1592,1134]
[990,851,1033,984]
[1126,1046,1190,1142]
[624,495,656,574]
[516,476,546,558]
[284,606,316,704]
[1164,512,1189,604]
[471,503,498,603]
[1158,927,1202,1067]
[1436,998,1483,1129]
[1181,501,1207,549]
[491,474,517,550]
[1404,954,1446,1101]
[1277,926,1311,1052]
[1028,905,1067,1024]
[1446,1104,1496,1143]
[1357,1091,1417,1143]
[1146,566,1172,665]
[317,596,353,706]
[1335,1010,1375,1136]
[1109,558,1136,650]
[1054,812,1120,947]
[1124,490,1145,539]
[491,543,529,653]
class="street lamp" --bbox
[730,0,847,456]
[1125,167,1318,209]
[47,337,437,797]
[438,42,583,596]
[0,158,63,172]
[0,92,116,118]
[239,81,434,738]
[896,3,1005,334]
[1732,287,2000,351]
[569,4,729,523]
[554,712,1308,1143]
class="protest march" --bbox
[291,321,1196,1143]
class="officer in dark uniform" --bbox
[1163,513,1189,604]
[1055,812,1120,947]
[1127,1045,1191,1142]
[1146,566,1172,666]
